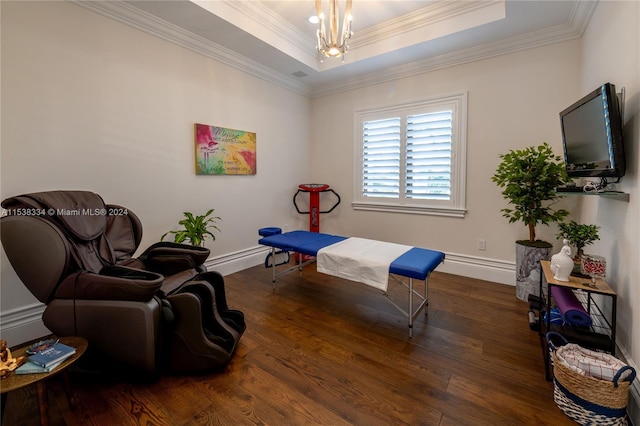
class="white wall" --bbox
[310,2,640,416]
[578,1,640,421]
[310,40,583,280]
[0,1,311,343]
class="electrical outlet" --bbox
[477,239,486,251]
[284,224,289,232]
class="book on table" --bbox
[27,342,76,368]
[15,359,65,374]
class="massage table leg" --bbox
[267,247,316,290]
[408,277,430,338]
[410,276,430,338]
[384,275,430,338]
[409,278,414,337]
[271,247,276,288]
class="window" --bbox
[354,93,467,217]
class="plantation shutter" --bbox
[405,111,452,200]
[362,117,401,198]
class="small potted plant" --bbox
[492,142,570,300]
[556,220,600,264]
[162,209,221,247]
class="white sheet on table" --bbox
[316,237,412,291]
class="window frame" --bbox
[353,92,468,218]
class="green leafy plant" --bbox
[556,220,600,261]
[162,209,221,246]
[492,142,570,245]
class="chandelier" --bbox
[314,0,353,59]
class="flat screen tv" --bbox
[559,82,626,178]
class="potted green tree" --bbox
[556,220,600,265]
[162,209,221,247]
[492,142,570,300]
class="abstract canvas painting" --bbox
[195,123,257,175]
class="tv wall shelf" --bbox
[557,191,629,202]
[537,260,617,381]
[597,192,629,201]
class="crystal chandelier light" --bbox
[314,0,353,59]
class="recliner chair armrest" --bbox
[43,297,162,373]
[137,242,210,276]
[54,267,163,302]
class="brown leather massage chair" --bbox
[0,190,245,374]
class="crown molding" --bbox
[310,1,597,98]
[70,0,596,101]
[221,1,318,56]
[71,0,312,97]
[567,0,599,36]
[353,1,503,49]
[194,0,319,70]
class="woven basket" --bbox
[547,332,636,426]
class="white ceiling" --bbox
[81,0,597,97]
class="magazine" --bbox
[28,342,76,368]
[15,359,65,374]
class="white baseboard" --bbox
[436,252,516,286]
[615,345,640,425]
[205,245,267,276]
[0,303,50,346]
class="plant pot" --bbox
[515,241,552,301]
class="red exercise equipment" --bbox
[293,184,340,233]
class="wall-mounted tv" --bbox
[559,82,626,178]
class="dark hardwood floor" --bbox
[2,264,575,425]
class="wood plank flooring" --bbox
[2,264,576,425]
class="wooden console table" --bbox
[0,336,88,426]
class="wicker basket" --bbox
[546,332,636,426]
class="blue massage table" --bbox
[258,229,445,337]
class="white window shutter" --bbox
[354,92,466,217]
[405,111,452,200]
[362,117,401,198]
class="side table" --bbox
[0,336,88,426]
[538,260,617,380]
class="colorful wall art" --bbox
[195,123,257,175]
